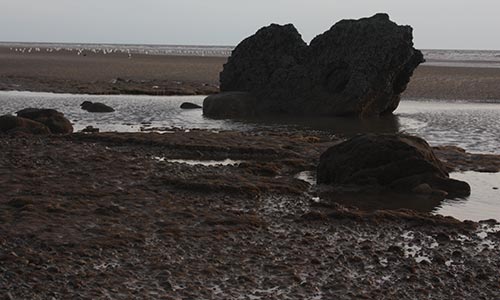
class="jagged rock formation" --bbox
[205,13,424,118]
[317,134,471,198]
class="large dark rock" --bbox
[208,13,423,118]
[317,134,471,198]
[0,115,51,134]
[16,108,73,134]
[81,101,115,113]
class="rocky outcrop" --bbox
[206,13,423,118]
[16,108,73,134]
[0,115,51,134]
[180,102,202,109]
[81,101,115,113]
[317,134,471,198]
[203,92,258,119]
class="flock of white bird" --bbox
[7,45,232,58]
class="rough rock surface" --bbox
[80,101,115,113]
[180,102,202,109]
[317,134,471,197]
[209,13,423,118]
[15,108,73,134]
[0,115,51,134]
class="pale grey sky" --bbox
[0,0,498,49]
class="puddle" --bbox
[314,171,500,222]
[434,171,500,221]
[294,171,316,186]
[154,157,242,166]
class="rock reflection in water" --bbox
[316,171,500,221]
[244,114,401,136]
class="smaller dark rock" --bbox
[434,232,450,242]
[81,125,99,133]
[81,101,115,113]
[180,102,202,109]
[0,115,51,134]
[16,108,73,134]
[317,134,471,198]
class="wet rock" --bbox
[203,92,258,118]
[317,134,471,197]
[209,13,423,118]
[81,125,99,133]
[80,101,115,113]
[0,115,51,134]
[16,108,73,134]
[180,102,202,109]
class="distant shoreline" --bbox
[1,45,500,100]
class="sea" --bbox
[1,42,499,222]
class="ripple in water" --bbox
[0,91,251,132]
[1,92,499,154]
[396,100,500,154]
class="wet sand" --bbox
[2,46,500,100]
[404,65,500,101]
[1,130,500,298]
[2,47,500,298]
[0,46,223,95]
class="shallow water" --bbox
[1,91,499,221]
[154,157,242,166]
[396,100,500,154]
[296,170,500,222]
[1,91,499,153]
[0,91,248,132]
[435,172,500,221]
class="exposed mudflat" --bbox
[1,130,499,299]
[0,47,222,95]
[3,46,500,101]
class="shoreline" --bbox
[2,46,500,100]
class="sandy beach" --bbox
[1,130,500,299]
[2,44,500,299]
[2,46,500,101]
[0,47,223,95]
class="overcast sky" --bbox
[1,0,498,49]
